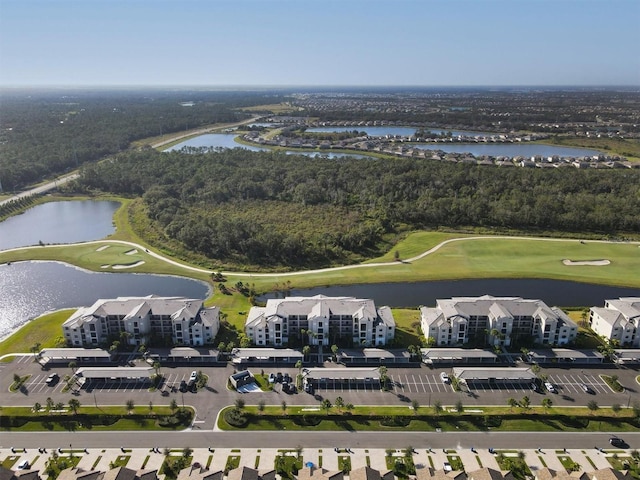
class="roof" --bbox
[528,349,604,361]
[468,468,515,480]
[416,468,467,480]
[338,349,410,360]
[421,348,497,360]
[350,466,393,480]
[246,295,394,329]
[606,298,640,319]
[102,467,137,480]
[297,467,344,480]
[232,348,304,359]
[63,296,217,329]
[305,367,380,380]
[226,467,275,480]
[39,348,112,359]
[452,367,536,381]
[75,366,153,379]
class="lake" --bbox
[0,261,210,339]
[0,200,120,251]
[260,279,640,309]
[307,126,495,137]
[164,133,375,159]
[414,143,602,158]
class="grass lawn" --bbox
[0,309,75,357]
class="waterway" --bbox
[0,200,120,251]
[260,279,640,309]
[307,126,495,137]
[0,261,210,339]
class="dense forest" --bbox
[74,147,640,269]
[0,89,289,190]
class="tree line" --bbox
[73,147,640,269]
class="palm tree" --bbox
[126,399,135,413]
[68,398,80,415]
[68,361,77,373]
[433,400,442,416]
[302,345,310,360]
[170,398,178,413]
[455,400,464,413]
[258,400,266,415]
[520,396,531,409]
[411,399,420,415]
[33,402,42,412]
[542,398,553,410]
[322,399,332,415]
[30,342,41,360]
[46,397,54,411]
[281,401,287,415]
[234,398,245,410]
[153,361,161,375]
[587,400,599,414]
[507,398,518,410]
[335,396,345,412]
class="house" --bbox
[245,295,395,347]
[589,298,640,347]
[176,466,223,480]
[62,296,219,347]
[349,466,393,480]
[420,296,577,347]
[226,466,276,480]
[297,466,343,480]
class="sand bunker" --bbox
[562,259,610,266]
[96,245,110,252]
[124,249,138,255]
[112,261,146,269]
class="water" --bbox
[414,143,603,158]
[163,134,267,152]
[0,261,210,339]
[0,200,120,251]
[260,279,640,309]
[307,126,495,137]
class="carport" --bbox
[526,349,604,365]
[452,367,536,387]
[304,367,380,390]
[39,348,113,365]
[231,348,304,365]
[337,348,411,365]
[148,347,221,365]
[73,366,154,388]
[612,350,640,365]
[421,348,498,365]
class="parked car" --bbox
[304,383,314,394]
[268,373,276,383]
[530,382,538,392]
[283,373,292,383]
[581,383,594,394]
[17,461,30,470]
[189,370,198,382]
[179,380,188,392]
[544,382,557,393]
[45,373,59,385]
[440,372,450,384]
[276,372,283,383]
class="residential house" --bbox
[420,296,577,347]
[62,296,219,347]
[245,295,395,347]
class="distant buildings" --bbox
[245,295,395,347]
[420,295,578,347]
[62,296,219,347]
[589,297,640,347]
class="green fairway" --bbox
[0,309,75,357]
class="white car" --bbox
[189,371,198,382]
[440,372,450,383]
[544,382,556,393]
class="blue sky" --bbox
[0,0,638,87]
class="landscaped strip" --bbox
[216,405,640,433]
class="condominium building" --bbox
[589,297,640,347]
[420,295,577,347]
[245,295,395,347]
[62,296,219,347]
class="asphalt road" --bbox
[1,430,637,450]
[0,173,79,207]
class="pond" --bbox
[413,143,603,158]
[0,200,120,251]
[260,279,640,309]
[0,261,210,339]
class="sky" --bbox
[0,0,638,87]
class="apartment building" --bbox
[590,297,640,347]
[245,295,395,347]
[420,295,577,347]
[62,295,219,347]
